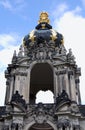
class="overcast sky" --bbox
[0,0,85,105]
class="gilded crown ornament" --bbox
[38,12,50,24]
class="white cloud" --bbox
[0,0,26,12]
[53,7,85,104]
[0,33,21,65]
[0,46,19,66]
[0,46,20,106]
[0,34,20,48]
[14,0,25,4]
[0,0,12,10]
[81,0,85,6]
[0,72,6,106]
[52,3,68,19]
[0,33,21,105]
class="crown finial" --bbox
[38,12,50,24]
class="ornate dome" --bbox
[23,12,64,50]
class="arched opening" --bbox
[30,63,54,104]
[29,123,54,130]
[36,90,54,103]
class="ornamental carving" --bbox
[57,119,71,128]
[26,103,56,124]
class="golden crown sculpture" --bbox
[38,12,50,24]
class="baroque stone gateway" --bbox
[0,12,85,130]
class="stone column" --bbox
[57,74,64,94]
[59,75,63,93]
[70,75,76,101]
[26,69,30,103]
[54,74,57,102]
[14,74,20,92]
[54,72,59,98]
[75,79,81,104]
[5,81,10,104]
[9,76,14,102]
[57,74,60,94]
[64,73,70,97]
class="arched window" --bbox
[30,63,54,104]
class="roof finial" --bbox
[38,12,50,24]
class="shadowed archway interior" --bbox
[29,123,54,130]
[30,63,54,104]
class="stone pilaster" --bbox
[75,79,81,104]
[70,75,76,101]
[54,71,58,102]
[64,73,70,97]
